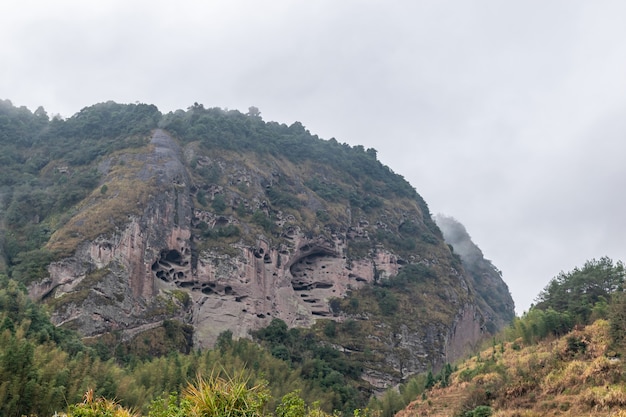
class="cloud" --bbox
[2,0,626,314]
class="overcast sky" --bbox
[2,0,626,314]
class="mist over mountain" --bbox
[435,214,515,329]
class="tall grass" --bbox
[183,370,270,417]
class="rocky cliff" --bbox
[1,102,514,389]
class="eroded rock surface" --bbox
[29,129,511,389]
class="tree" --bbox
[609,291,626,347]
[247,106,261,118]
[535,257,625,324]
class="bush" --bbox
[184,371,270,417]
[67,389,138,417]
[464,405,493,417]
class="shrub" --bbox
[184,371,270,417]
[464,405,492,417]
[67,389,139,417]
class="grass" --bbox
[47,152,157,257]
[398,320,625,417]
[65,389,139,417]
[184,370,270,417]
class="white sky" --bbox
[2,0,626,314]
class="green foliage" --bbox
[67,389,138,417]
[374,287,398,316]
[380,263,436,289]
[196,190,208,206]
[211,194,227,213]
[183,370,270,417]
[305,177,345,203]
[464,405,493,417]
[200,224,241,240]
[160,105,420,204]
[535,257,625,324]
[503,257,626,347]
[276,390,307,417]
[10,248,56,284]
[253,319,364,413]
[267,187,301,209]
[0,100,159,284]
[324,320,337,338]
[505,308,575,344]
[609,291,626,347]
[251,210,274,233]
[148,392,191,417]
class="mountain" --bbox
[0,100,514,389]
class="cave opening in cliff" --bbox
[164,249,183,264]
[152,248,189,283]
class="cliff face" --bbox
[17,110,514,388]
[30,129,195,336]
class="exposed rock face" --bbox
[29,128,513,389]
[31,129,195,336]
[190,234,400,348]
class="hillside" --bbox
[398,319,625,417]
[0,100,514,395]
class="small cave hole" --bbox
[263,254,272,264]
[215,216,229,227]
[164,249,183,264]
[224,286,233,295]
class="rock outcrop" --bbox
[26,126,513,389]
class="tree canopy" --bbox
[534,257,625,324]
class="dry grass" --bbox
[63,389,140,417]
[399,320,626,417]
[47,155,157,256]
